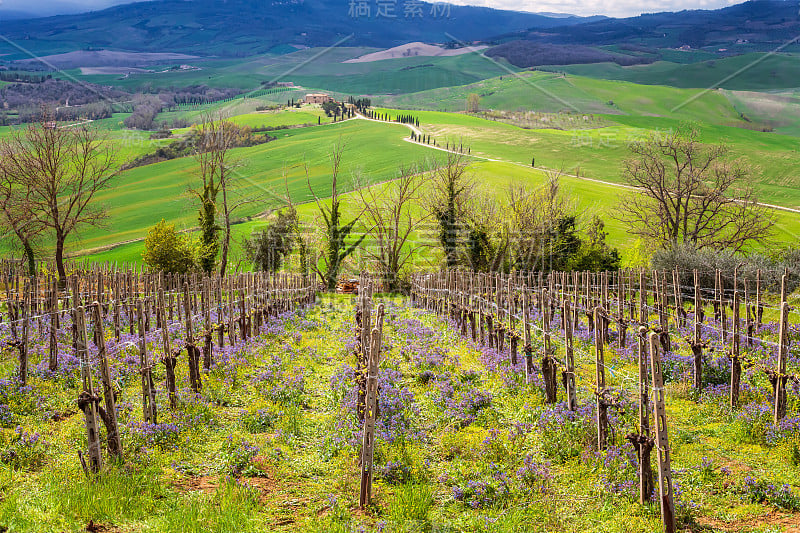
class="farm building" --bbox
[303,93,334,104]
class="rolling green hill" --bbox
[61,104,799,267]
[370,107,800,211]
[2,87,797,268]
[61,118,435,255]
[72,49,520,95]
[376,71,747,125]
[542,53,800,91]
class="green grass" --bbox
[377,107,800,210]
[543,53,800,91]
[45,104,800,266]
[377,71,745,126]
[71,48,515,95]
[171,108,331,132]
[66,118,434,255]
[78,157,800,268]
[723,89,800,136]
[3,80,799,267]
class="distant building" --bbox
[303,93,333,104]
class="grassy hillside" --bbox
[79,149,800,269]
[543,53,800,91]
[165,107,333,132]
[376,72,746,126]
[377,108,800,210]
[3,97,796,268]
[73,49,520,95]
[64,118,435,255]
[724,89,800,136]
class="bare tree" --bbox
[355,163,429,291]
[1,112,116,281]
[507,170,574,271]
[617,129,774,252]
[192,114,261,276]
[426,151,474,269]
[466,93,480,113]
[308,140,365,291]
[0,154,45,276]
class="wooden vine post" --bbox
[18,282,29,386]
[773,275,790,423]
[49,277,59,371]
[136,301,157,424]
[594,306,609,451]
[729,272,742,408]
[617,272,629,349]
[75,306,103,475]
[690,270,705,392]
[541,288,558,404]
[356,277,372,422]
[508,277,518,365]
[563,297,577,411]
[157,288,178,409]
[183,282,202,393]
[92,302,122,458]
[627,325,654,504]
[744,277,754,348]
[202,278,213,370]
[649,331,676,533]
[756,269,763,329]
[522,288,535,384]
[359,303,385,509]
[719,271,728,343]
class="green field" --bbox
[541,53,800,91]
[67,118,434,255]
[371,108,800,210]
[78,151,800,269]
[71,48,517,95]
[166,107,333,133]
[377,71,747,125]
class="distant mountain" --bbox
[0,10,38,20]
[496,1,800,49]
[0,0,595,59]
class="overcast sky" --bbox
[0,0,745,18]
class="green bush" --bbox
[142,219,196,274]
